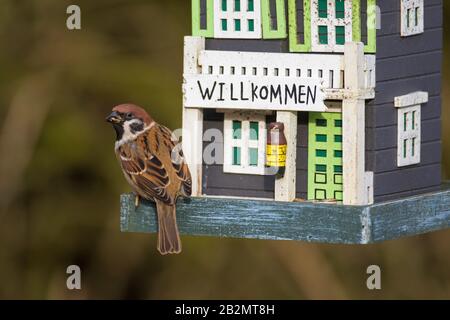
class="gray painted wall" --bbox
[370,0,443,202]
[202,109,276,198]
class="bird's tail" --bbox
[155,201,182,255]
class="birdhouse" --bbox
[121,0,449,244]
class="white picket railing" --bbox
[197,50,376,94]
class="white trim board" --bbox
[394,91,428,108]
[400,0,424,37]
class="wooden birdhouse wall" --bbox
[369,0,442,202]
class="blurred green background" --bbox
[0,0,448,299]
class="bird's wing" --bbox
[158,125,192,197]
[117,131,173,204]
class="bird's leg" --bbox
[134,194,140,209]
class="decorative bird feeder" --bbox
[121,0,450,243]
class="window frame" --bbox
[397,105,421,167]
[394,91,428,167]
[223,112,267,175]
[401,0,424,37]
[310,0,353,52]
[214,0,263,38]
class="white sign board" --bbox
[183,74,327,112]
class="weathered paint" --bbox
[120,182,450,243]
[288,0,311,52]
[262,0,288,38]
[192,0,214,37]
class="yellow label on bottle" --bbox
[266,145,287,167]
[266,145,287,155]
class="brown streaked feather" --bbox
[157,125,192,196]
[156,200,181,255]
[116,123,191,205]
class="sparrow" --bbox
[106,104,191,255]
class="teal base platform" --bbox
[120,183,450,244]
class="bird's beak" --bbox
[106,111,122,124]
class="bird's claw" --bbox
[134,194,140,209]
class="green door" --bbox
[307,112,343,201]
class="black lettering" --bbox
[240,82,249,101]
[198,81,217,100]
[285,84,298,105]
[307,85,317,105]
[270,85,282,104]
[260,86,269,100]
[252,83,259,101]
[298,85,306,104]
[218,82,225,101]
[230,83,238,101]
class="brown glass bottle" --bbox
[266,122,287,176]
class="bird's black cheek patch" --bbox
[113,123,124,141]
[130,122,144,134]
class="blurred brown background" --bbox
[0,0,448,299]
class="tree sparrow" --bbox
[106,104,191,255]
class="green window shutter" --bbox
[233,147,241,165]
[404,113,408,131]
[316,119,327,127]
[222,0,227,11]
[221,19,228,31]
[250,122,259,140]
[335,0,345,18]
[248,0,254,11]
[407,8,411,28]
[316,150,327,157]
[335,26,345,45]
[318,26,328,44]
[235,0,241,11]
[334,165,343,173]
[262,0,287,39]
[335,119,342,127]
[318,0,328,18]
[415,7,419,26]
[249,148,258,166]
[316,134,327,142]
[232,121,241,139]
[234,19,241,31]
[316,164,327,172]
[248,19,255,32]
[334,150,342,158]
[334,135,342,143]
[403,140,407,158]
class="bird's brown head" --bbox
[106,104,154,142]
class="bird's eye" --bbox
[126,112,133,119]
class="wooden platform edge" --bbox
[120,183,450,244]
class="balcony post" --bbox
[182,36,205,196]
[342,42,373,205]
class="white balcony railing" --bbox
[198,50,376,93]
